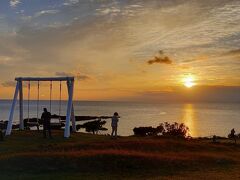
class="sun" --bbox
[183,75,196,88]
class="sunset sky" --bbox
[0,0,239,102]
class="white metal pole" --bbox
[6,81,19,135]
[67,80,76,132]
[19,80,24,130]
[71,105,76,132]
[64,80,74,138]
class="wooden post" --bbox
[6,81,19,135]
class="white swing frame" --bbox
[5,76,76,138]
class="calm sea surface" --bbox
[0,100,239,137]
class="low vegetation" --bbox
[133,122,190,138]
[79,119,108,134]
[0,130,239,179]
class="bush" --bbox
[80,119,107,134]
[133,126,163,136]
[133,122,190,138]
[161,122,189,138]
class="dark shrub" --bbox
[133,122,190,138]
[80,119,107,134]
[133,127,153,136]
[133,125,164,136]
[161,122,189,138]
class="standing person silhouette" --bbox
[41,108,52,138]
[111,112,119,138]
[230,128,236,144]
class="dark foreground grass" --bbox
[0,130,240,180]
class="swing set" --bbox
[5,77,76,138]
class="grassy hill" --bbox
[0,131,239,179]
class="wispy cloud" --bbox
[134,86,240,103]
[96,7,121,16]
[1,80,40,88]
[55,72,90,81]
[76,74,90,81]
[10,0,21,7]
[63,0,79,6]
[225,49,240,56]
[55,72,73,77]
[95,2,143,18]
[1,80,16,87]
[0,56,12,65]
[34,10,59,17]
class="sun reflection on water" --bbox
[182,104,197,137]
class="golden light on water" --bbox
[183,75,196,88]
[182,104,197,137]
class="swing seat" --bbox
[27,122,39,128]
[26,120,40,131]
[50,117,63,127]
[26,118,40,127]
[50,121,65,130]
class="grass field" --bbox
[0,130,239,180]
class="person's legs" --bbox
[111,126,114,137]
[115,127,118,137]
[111,126,117,137]
[43,125,47,138]
[0,130,3,141]
[48,126,52,138]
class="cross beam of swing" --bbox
[5,76,76,138]
[15,77,74,81]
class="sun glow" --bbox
[183,75,196,88]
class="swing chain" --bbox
[27,81,30,122]
[59,81,62,120]
[37,81,40,120]
[50,80,52,112]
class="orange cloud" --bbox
[147,56,172,65]
[147,50,173,65]
[55,72,90,81]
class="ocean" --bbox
[0,100,239,137]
